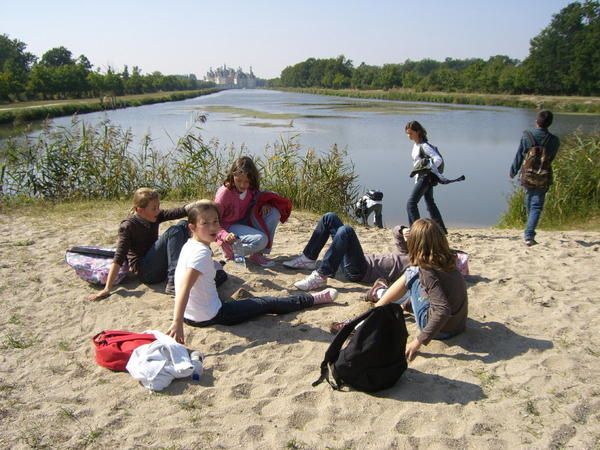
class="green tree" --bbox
[0,34,36,99]
[40,46,74,67]
[523,0,600,95]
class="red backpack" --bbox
[93,330,156,371]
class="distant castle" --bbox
[204,65,257,89]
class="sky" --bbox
[1,0,575,80]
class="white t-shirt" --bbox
[175,239,222,322]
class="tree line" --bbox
[0,41,215,102]
[274,1,599,96]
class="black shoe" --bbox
[524,239,538,247]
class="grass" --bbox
[276,87,600,114]
[498,131,600,230]
[1,116,359,219]
[0,88,223,125]
[2,332,34,349]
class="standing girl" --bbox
[214,156,290,267]
[405,121,448,234]
[371,218,468,361]
[88,188,195,300]
[167,201,337,344]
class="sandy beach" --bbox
[1,202,599,449]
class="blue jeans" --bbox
[405,267,451,341]
[524,188,546,241]
[139,220,189,284]
[183,293,314,326]
[406,175,447,234]
[229,207,281,256]
[303,212,368,281]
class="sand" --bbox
[1,203,599,449]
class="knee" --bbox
[336,225,355,240]
[322,212,339,224]
[170,221,189,238]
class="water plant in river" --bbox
[498,131,600,229]
[0,116,359,218]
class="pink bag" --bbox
[65,246,129,285]
[455,251,469,276]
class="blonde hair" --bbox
[131,188,159,214]
[187,199,221,225]
[407,219,456,271]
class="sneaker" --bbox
[312,287,339,304]
[365,277,388,303]
[220,241,234,260]
[294,270,327,291]
[283,254,317,270]
[165,278,176,296]
[524,239,538,247]
[248,253,276,268]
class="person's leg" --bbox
[210,292,317,325]
[139,220,189,284]
[406,177,428,226]
[302,212,345,260]
[524,188,546,241]
[250,207,281,254]
[423,183,448,234]
[372,203,384,228]
[228,223,268,257]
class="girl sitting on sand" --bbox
[88,188,207,300]
[167,200,337,344]
[332,218,468,362]
[214,156,291,268]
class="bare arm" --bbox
[87,262,121,301]
[166,268,201,344]
[374,273,408,308]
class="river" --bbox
[22,89,600,227]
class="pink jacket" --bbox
[214,185,255,242]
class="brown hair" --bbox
[405,121,428,142]
[536,110,554,128]
[187,200,221,225]
[223,156,260,191]
[131,188,159,214]
[407,219,456,271]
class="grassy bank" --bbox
[0,117,358,217]
[0,88,223,125]
[276,88,600,114]
[498,131,600,230]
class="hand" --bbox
[88,289,110,302]
[402,227,410,242]
[405,339,422,362]
[260,205,272,216]
[167,321,185,344]
[224,232,237,244]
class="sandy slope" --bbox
[0,203,599,449]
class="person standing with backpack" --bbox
[510,110,561,246]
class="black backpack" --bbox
[520,131,553,190]
[312,304,408,392]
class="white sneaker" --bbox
[283,254,317,270]
[294,270,327,291]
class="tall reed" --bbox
[498,131,600,228]
[0,116,360,218]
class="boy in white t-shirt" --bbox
[167,200,338,345]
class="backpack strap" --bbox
[312,307,378,389]
[524,130,537,148]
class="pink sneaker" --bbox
[248,253,276,268]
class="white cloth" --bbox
[412,142,444,182]
[175,239,221,322]
[126,330,194,391]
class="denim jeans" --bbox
[139,220,189,284]
[303,212,368,281]
[406,175,447,234]
[229,207,281,256]
[404,267,451,340]
[524,188,546,241]
[184,292,314,326]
